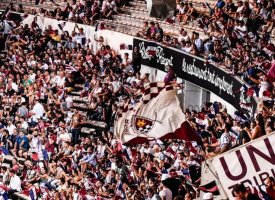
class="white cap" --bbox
[203,193,213,200]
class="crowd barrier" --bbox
[19,15,257,117]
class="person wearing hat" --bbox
[202,192,213,200]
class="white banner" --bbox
[212,133,275,199]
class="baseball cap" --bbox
[203,193,213,200]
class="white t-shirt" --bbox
[30,137,42,153]
[32,102,45,119]
[21,121,29,130]
[11,82,18,91]
[29,73,36,83]
[9,175,22,192]
[259,81,269,98]
[112,81,122,93]
[7,124,16,135]
[183,46,192,53]
[75,34,86,45]
[178,34,190,42]
[57,132,71,145]
[159,187,173,200]
[56,76,66,87]
[126,76,136,84]
[235,25,247,37]
[65,96,73,108]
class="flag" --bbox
[65,64,77,73]
[267,62,275,83]
[199,181,220,196]
[0,185,9,200]
[164,146,176,159]
[114,82,200,144]
[0,147,9,155]
[29,187,37,200]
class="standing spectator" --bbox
[30,98,45,124]
[155,23,164,42]
[70,110,82,144]
[132,46,141,73]
[164,66,176,84]
[192,32,204,53]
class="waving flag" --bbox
[29,187,37,200]
[115,82,200,144]
[0,185,9,200]
[199,181,220,195]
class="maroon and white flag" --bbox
[114,82,200,144]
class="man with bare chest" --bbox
[70,110,82,144]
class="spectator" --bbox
[208,123,232,155]
[159,180,173,200]
[264,177,275,198]
[164,66,176,84]
[0,8,274,200]
[8,169,22,194]
[155,23,164,42]
[232,183,261,200]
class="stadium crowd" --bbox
[139,0,275,82]
[0,0,274,200]
[7,0,127,25]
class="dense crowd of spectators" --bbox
[0,17,274,199]
[0,0,274,200]
[137,0,275,114]
[6,0,128,25]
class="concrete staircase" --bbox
[100,0,207,38]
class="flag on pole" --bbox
[114,82,201,144]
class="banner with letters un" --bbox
[212,133,275,199]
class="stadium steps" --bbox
[67,84,108,132]
[104,0,208,39]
